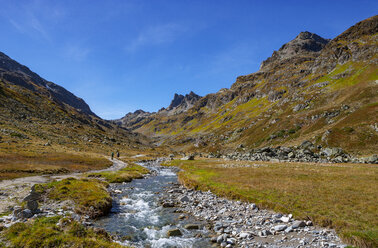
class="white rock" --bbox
[280,216,290,223]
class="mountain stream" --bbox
[94,161,213,248]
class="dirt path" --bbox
[0,158,127,214]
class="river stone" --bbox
[23,190,41,202]
[217,235,224,244]
[178,214,185,220]
[19,209,33,219]
[274,213,283,218]
[274,224,287,232]
[292,220,306,229]
[285,226,293,233]
[167,228,182,237]
[26,200,38,213]
[184,224,200,230]
[239,232,249,239]
[288,152,295,158]
[211,236,217,243]
[180,195,190,202]
[280,216,290,223]
[227,238,236,245]
[306,220,313,226]
[162,202,174,207]
[259,230,272,237]
[12,206,22,218]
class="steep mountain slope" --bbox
[0,52,95,116]
[0,52,151,167]
[120,16,378,156]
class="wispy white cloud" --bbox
[28,13,51,41]
[126,23,184,52]
[2,0,66,42]
[63,44,90,61]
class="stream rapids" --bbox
[94,161,213,248]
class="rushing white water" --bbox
[94,161,212,248]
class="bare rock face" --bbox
[166,91,202,114]
[260,31,330,71]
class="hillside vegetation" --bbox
[120,16,378,157]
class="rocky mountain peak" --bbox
[167,91,201,110]
[133,109,147,115]
[169,93,185,109]
[260,31,330,71]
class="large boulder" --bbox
[26,200,39,213]
[167,228,182,237]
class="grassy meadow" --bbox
[0,149,112,180]
[162,159,378,248]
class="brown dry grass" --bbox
[0,147,112,180]
[163,159,378,248]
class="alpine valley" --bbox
[0,14,377,248]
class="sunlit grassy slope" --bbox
[130,18,378,156]
[163,159,378,248]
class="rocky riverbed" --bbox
[160,183,347,248]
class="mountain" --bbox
[0,52,150,155]
[115,109,154,130]
[117,91,201,130]
[0,52,95,116]
[259,31,330,71]
[166,91,202,113]
[119,15,378,156]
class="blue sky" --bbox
[0,0,376,119]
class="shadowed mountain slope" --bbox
[0,52,151,158]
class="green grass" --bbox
[36,178,112,218]
[1,216,125,248]
[87,162,149,183]
[163,159,378,248]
